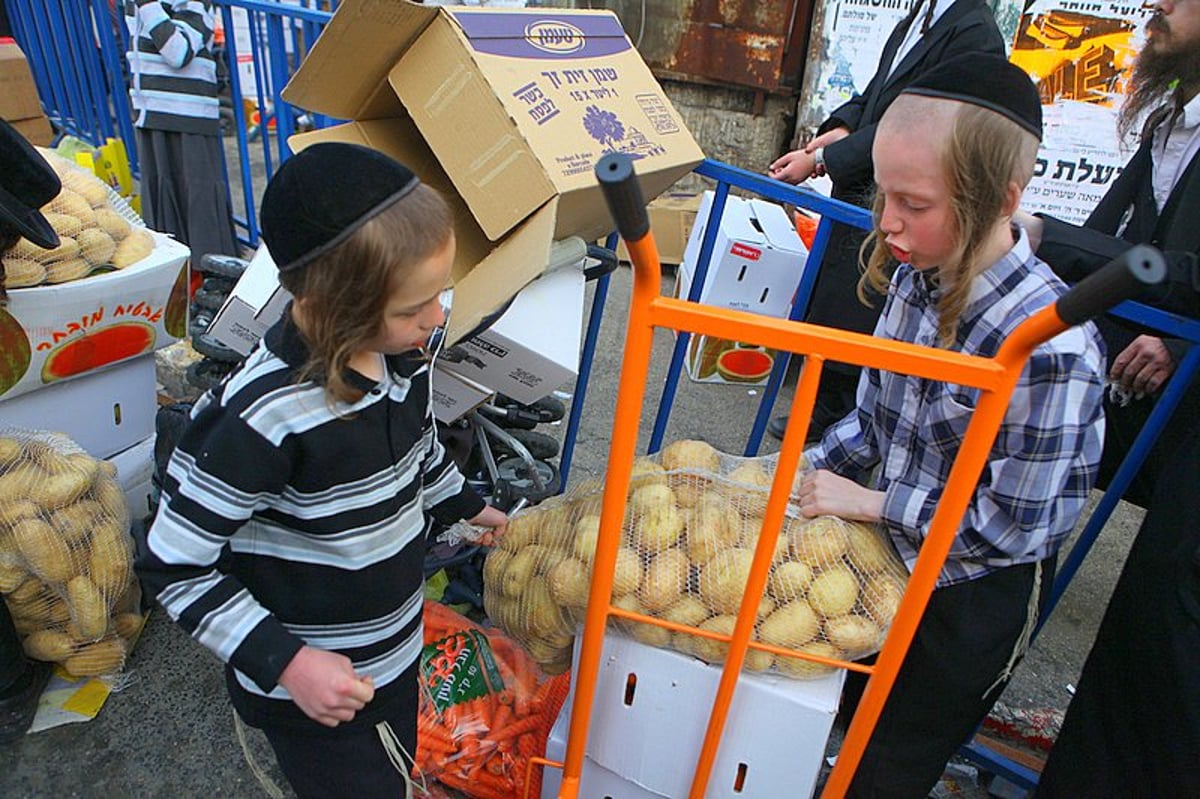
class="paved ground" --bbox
[0,265,1143,798]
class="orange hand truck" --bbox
[528,153,1166,799]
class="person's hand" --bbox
[768,149,819,185]
[796,469,884,522]
[468,504,508,546]
[278,646,375,727]
[1013,209,1044,251]
[1111,335,1175,396]
[805,126,850,152]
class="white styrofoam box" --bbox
[563,631,843,799]
[542,692,668,799]
[431,363,495,424]
[207,244,293,357]
[679,191,808,316]
[108,434,156,523]
[0,354,157,459]
[438,264,585,405]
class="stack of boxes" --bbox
[0,40,53,146]
[0,232,191,521]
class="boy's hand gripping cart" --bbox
[532,152,1166,798]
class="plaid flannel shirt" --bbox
[805,228,1106,586]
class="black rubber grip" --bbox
[596,153,650,243]
[1056,244,1167,326]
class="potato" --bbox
[628,457,667,488]
[759,600,820,649]
[94,209,132,240]
[533,501,574,549]
[64,635,126,677]
[844,523,899,573]
[667,471,711,509]
[567,477,604,500]
[8,575,47,603]
[698,548,755,614]
[546,556,591,609]
[689,615,772,671]
[860,572,906,623]
[36,470,93,509]
[112,228,154,269]
[768,560,814,601]
[49,500,103,545]
[774,640,842,679]
[521,544,566,577]
[42,214,83,240]
[483,548,514,591]
[45,257,91,284]
[612,546,642,596]
[0,557,27,592]
[825,614,882,654]
[640,548,689,613]
[807,566,859,618]
[629,482,676,516]
[78,228,117,265]
[112,611,146,640]
[3,257,44,288]
[52,188,96,225]
[684,498,741,564]
[522,581,564,638]
[93,477,128,521]
[738,516,791,563]
[59,168,110,208]
[12,517,74,583]
[0,499,41,528]
[787,516,850,568]
[661,439,721,472]
[612,593,671,647]
[66,575,109,640]
[661,595,710,629]
[571,514,601,563]
[0,464,46,504]
[22,630,76,662]
[724,462,773,516]
[0,437,21,466]
[88,519,133,594]
[499,547,539,598]
[634,503,685,552]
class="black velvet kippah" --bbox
[261,142,421,273]
[901,53,1043,140]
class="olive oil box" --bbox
[0,231,189,403]
[281,0,702,345]
[677,193,809,385]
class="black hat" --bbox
[902,53,1043,140]
[261,142,421,273]
[0,119,61,250]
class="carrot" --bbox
[489,713,542,743]
[517,732,538,759]
[491,702,513,734]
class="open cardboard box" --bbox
[281,0,703,337]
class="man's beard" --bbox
[1119,18,1200,140]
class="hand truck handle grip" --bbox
[1056,244,1167,326]
[596,153,650,243]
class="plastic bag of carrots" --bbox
[418,601,571,799]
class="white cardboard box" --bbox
[438,265,585,405]
[679,192,808,316]
[108,433,156,522]
[555,631,843,799]
[206,244,291,358]
[0,354,157,459]
[542,698,668,799]
[431,365,494,424]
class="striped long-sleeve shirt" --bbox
[124,0,220,135]
[139,314,485,733]
[805,228,1106,587]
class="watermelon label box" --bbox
[0,232,189,402]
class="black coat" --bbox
[804,0,1006,335]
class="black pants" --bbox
[261,713,417,799]
[1036,428,1200,797]
[841,558,1055,799]
[0,602,27,692]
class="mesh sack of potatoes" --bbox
[1,148,154,291]
[483,438,910,680]
[0,429,141,678]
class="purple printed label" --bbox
[453,11,631,59]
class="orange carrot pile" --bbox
[418,601,571,799]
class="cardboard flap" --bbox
[281,0,438,120]
[748,199,806,255]
[447,200,556,344]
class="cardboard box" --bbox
[431,365,494,424]
[1,232,189,401]
[0,355,157,459]
[613,192,702,266]
[0,42,44,122]
[677,193,808,385]
[438,264,585,405]
[206,244,292,358]
[8,113,53,146]
[542,700,668,799]
[284,0,703,244]
[108,433,156,523]
[557,631,843,799]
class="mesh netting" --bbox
[1,149,154,290]
[484,439,909,679]
[0,428,139,677]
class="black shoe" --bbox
[767,415,789,441]
[0,661,52,743]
